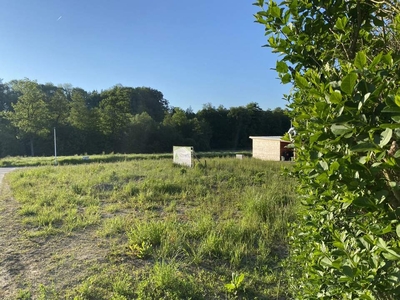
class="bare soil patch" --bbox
[0,181,110,299]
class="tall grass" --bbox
[6,157,297,298]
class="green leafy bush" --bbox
[255,0,400,298]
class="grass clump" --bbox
[136,260,203,300]
[70,267,135,300]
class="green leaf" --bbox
[359,156,367,164]
[370,52,382,69]
[270,5,281,18]
[385,95,396,107]
[320,257,332,267]
[382,106,400,113]
[253,0,264,7]
[379,128,392,147]
[359,237,371,250]
[381,224,392,234]
[344,131,354,138]
[333,241,344,249]
[396,224,400,238]
[330,91,342,104]
[379,123,400,129]
[354,51,367,69]
[395,95,400,107]
[296,113,311,121]
[331,124,352,135]
[382,53,393,66]
[237,273,245,284]
[342,265,354,278]
[225,283,235,292]
[383,252,400,261]
[330,161,340,172]
[341,73,358,95]
[377,238,388,250]
[363,92,371,103]
[319,160,328,171]
[335,18,344,30]
[351,143,378,152]
[281,73,291,84]
[276,61,288,73]
[281,25,292,35]
[382,248,400,260]
[359,293,376,300]
[295,73,309,89]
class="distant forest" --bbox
[0,78,290,157]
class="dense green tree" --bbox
[0,112,23,157]
[65,88,104,155]
[0,79,18,112]
[262,107,291,136]
[185,106,196,119]
[86,90,102,109]
[163,107,211,150]
[6,79,51,156]
[197,104,233,149]
[0,79,6,111]
[98,86,131,152]
[198,103,290,150]
[47,86,69,127]
[121,87,169,122]
[255,0,400,298]
[69,88,95,131]
[122,112,158,153]
[228,105,253,149]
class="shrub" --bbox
[255,0,400,298]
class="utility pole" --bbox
[54,127,58,165]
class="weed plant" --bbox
[6,157,297,299]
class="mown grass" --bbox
[6,157,297,299]
[0,151,251,167]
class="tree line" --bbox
[0,78,290,157]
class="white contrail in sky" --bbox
[57,16,62,21]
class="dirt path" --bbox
[0,168,17,185]
[0,169,110,299]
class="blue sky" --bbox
[0,0,291,112]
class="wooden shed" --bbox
[249,136,293,161]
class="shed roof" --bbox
[249,136,289,142]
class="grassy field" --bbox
[1,157,297,299]
[0,151,252,167]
